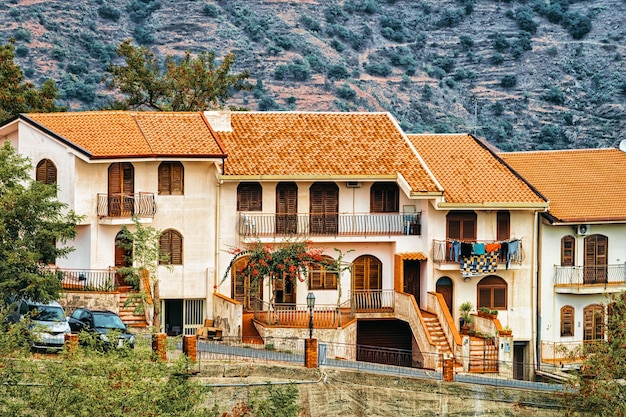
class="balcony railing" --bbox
[97,193,156,218]
[553,264,626,288]
[432,239,524,265]
[540,340,604,365]
[352,290,395,312]
[238,212,421,238]
[252,299,354,328]
[54,268,119,292]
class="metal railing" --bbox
[238,212,421,238]
[432,239,524,264]
[553,264,626,287]
[252,298,354,327]
[352,289,395,312]
[97,192,156,218]
[55,268,119,292]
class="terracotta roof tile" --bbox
[24,111,225,159]
[215,112,441,194]
[501,149,626,222]
[407,134,546,206]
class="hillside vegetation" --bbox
[1,0,624,151]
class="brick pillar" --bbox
[152,333,167,362]
[304,338,318,368]
[183,335,197,362]
[64,333,78,352]
[442,357,455,382]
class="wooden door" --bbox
[108,163,134,217]
[309,183,338,234]
[276,182,298,234]
[436,277,453,314]
[402,260,420,305]
[584,235,607,284]
[275,276,295,304]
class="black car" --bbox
[68,308,135,349]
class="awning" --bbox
[397,252,427,261]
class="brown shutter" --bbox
[368,258,381,290]
[497,211,510,241]
[370,187,384,213]
[478,287,491,308]
[159,232,170,264]
[462,218,476,240]
[170,231,183,265]
[122,163,134,195]
[561,306,574,337]
[324,270,338,289]
[353,257,365,291]
[171,163,183,195]
[561,236,575,266]
[583,307,594,341]
[448,220,461,240]
[109,163,121,194]
[493,287,506,308]
[159,163,171,195]
[238,183,262,211]
[310,270,322,290]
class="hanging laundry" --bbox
[500,242,509,263]
[485,242,501,253]
[507,239,519,269]
[449,240,461,262]
[460,253,499,278]
[473,242,486,255]
[461,242,473,258]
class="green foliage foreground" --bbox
[0,315,300,417]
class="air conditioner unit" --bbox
[346,181,361,188]
[577,224,590,236]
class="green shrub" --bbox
[258,96,278,111]
[500,74,517,88]
[437,8,465,27]
[330,39,346,52]
[134,26,155,45]
[336,83,357,100]
[98,5,121,21]
[13,28,32,42]
[514,7,538,34]
[542,86,565,104]
[422,84,433,101]
[202,4,219,17]
[14,45,28,57]
[364,62,392,77]
[459,35,474,50]
[127,0,161,23]
[490,53,504,65]
[328,64,349,80]
[563,11,592,40]
[432,55,455,73]
[300,15,321,32]
[491,101,505,116]
[380,16,409,43]
[492,33,510,52]
[324,5,346,24]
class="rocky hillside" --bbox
[1,0,624,151]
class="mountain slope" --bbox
[1,0,624,151]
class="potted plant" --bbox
[498,326,512,337]
[459,301,474,333]
[478,306,498,319]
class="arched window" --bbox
[561,235,575,267]
[370,182,399,213]
[560,305,574,337]
[309,256,338,290]
[158,162,184,195]
[583,304,604,341]
[477,275,507,310]
[36,158,57,186]
[237,182,262,211]
[353,255,382,291]
[159,229,183,265]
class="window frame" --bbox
[560,305,574,337]
[309,256,338,290]
[561,235,576,267]
[158,162,184,195]
[353,255,382,291]
[159,229,183,265]
[36,158,57,186]
[370,182,399,213]
[477,276,507,310]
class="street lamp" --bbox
[306,292,315,339]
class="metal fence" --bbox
[97,192,156,218]
[56,268,118,292]
[553,264,626,287]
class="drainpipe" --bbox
[211,173,222,322]
[533,210,541,373]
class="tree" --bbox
[0,41,62,124]
[116,217,170,330]
[105,39,252,111]
[564,291,626,416]
[0,141,79,303]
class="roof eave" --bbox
[218,174,398,182]
[436,201,549,210]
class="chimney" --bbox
[203,111,232,132]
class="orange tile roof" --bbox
[501,148,626,222]
[23,111,226,159]
[214,112,442,194]
[407,134,547,206]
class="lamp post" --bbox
[306,292,315,339]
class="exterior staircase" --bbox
[242,311,263,344]
[421,310,462,369]
[468,336,499,373]
[118,288,148,328]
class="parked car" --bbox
[9,299,72,351]
[68,308,135,349]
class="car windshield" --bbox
[93,313,125,329]
[28,305,65,322]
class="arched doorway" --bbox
[436,276,453,314]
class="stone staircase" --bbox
[421,311,462,369]
[118,288,148,328]
[468,336,499,373]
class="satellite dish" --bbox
[620,139,626,152]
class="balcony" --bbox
[432,239,524,265]
[54,268,119,292]
[553,264,626,293]
[238,212,421,238]
[97,193,156,219]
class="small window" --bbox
[370,182,399,213]
[477,276,507,310]
[158,162,184,195]
[159,229,183,265]
[447,211,476,241]
[36,159,57,195]
[561,235,575,267]
[309,256,338,290]
[560,305,574,337]
[497,211,510,241]
[237,182,262,211]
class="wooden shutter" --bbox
[561,306,574,337]
[447,212,476,241]
[493,287,506,308]
[276,182,298,234]
[170,230,183,265]
[478,287,491,308]
[171,163,183,195]
[36,159,57,185]
[561,236,575,267]
[159,163,172,195]
[497,211,510,241]
[109,163,122,194]
[237,183,262,211]
[371,182,399,213]
[353,257,366,291]
[368,257,381,290]
[310,270,323,290]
